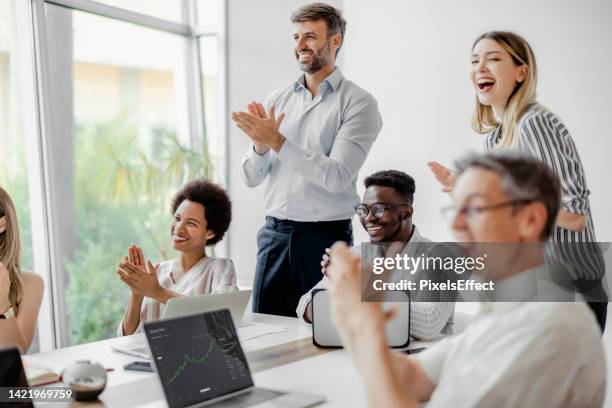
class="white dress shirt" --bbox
[240,67,383,221]
[296,226,455,340]
[415,266,605,407]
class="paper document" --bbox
[237,322,288,341]
[23,360,63,386]
[111,343,151,360]
[110,323,288,358]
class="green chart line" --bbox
[167,340,215,385]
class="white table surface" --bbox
[24,310,474,407]
[24,313,313,389]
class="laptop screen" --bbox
[0,347,34,407]
[145,309,254,408]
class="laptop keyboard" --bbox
[201,388,284,408]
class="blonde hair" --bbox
[471,31,538,148]
[0,187,23,314]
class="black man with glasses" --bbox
[296,170,455,340]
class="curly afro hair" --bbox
[171,179,232,246]
[364,170,415,203]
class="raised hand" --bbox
[427,161,456,193]
[247,101,267,119]
[327,242,392,339]
[231,105,286,153]
[245,101,270,155]
[320,248,331,276]
[117,259,162,299]
[127,244,146,274]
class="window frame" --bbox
[17,0,228,350]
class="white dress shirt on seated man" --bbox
[240,67,382,222]
[296,226,455,340]
[414,265,605,407]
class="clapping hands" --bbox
[232,102,286,153]
[116,245,161,299]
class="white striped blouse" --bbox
[483,104,603,280]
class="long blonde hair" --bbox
[0,187,23,313]
[471,31,538,148]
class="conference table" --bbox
[24,311,472,407]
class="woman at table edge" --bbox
[0,187,44,354]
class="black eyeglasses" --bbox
[440,198,534,220]
[355,203,411,219]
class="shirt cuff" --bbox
[561,195,590,215]
[277,137,306,169]
[296,295,313,326]
[247,144,273,167]
[117,321,125,337]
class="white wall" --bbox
[227,0,343,286]
[342,0,612,243]
[228,0,612,286]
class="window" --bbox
[199,35,221,172]
[94,0,182,22]
[4,0,226,350]
[196,0,222,29]
[58,9,205,345]
[0,0,39,353]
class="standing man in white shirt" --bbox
[231,3,382,316]
[326,153,605,407]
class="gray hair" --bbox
[455,152,560,239]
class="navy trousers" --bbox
[252,217,353,317]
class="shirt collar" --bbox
[409,225,422,243]
[294,67,343,93]
[398,225,422,257]
[324,67,343,91]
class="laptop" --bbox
[144,309,325,408]
[112,290,252,360]
[162,290,252,324]
[311,289,410,348]
[0,347,34,407]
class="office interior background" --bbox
[1,0,611,387]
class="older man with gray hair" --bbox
[326,152,605,407]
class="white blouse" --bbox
[117,256,237,335]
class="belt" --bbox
[265,216,351,232]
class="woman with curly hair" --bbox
[117,179,237,335]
